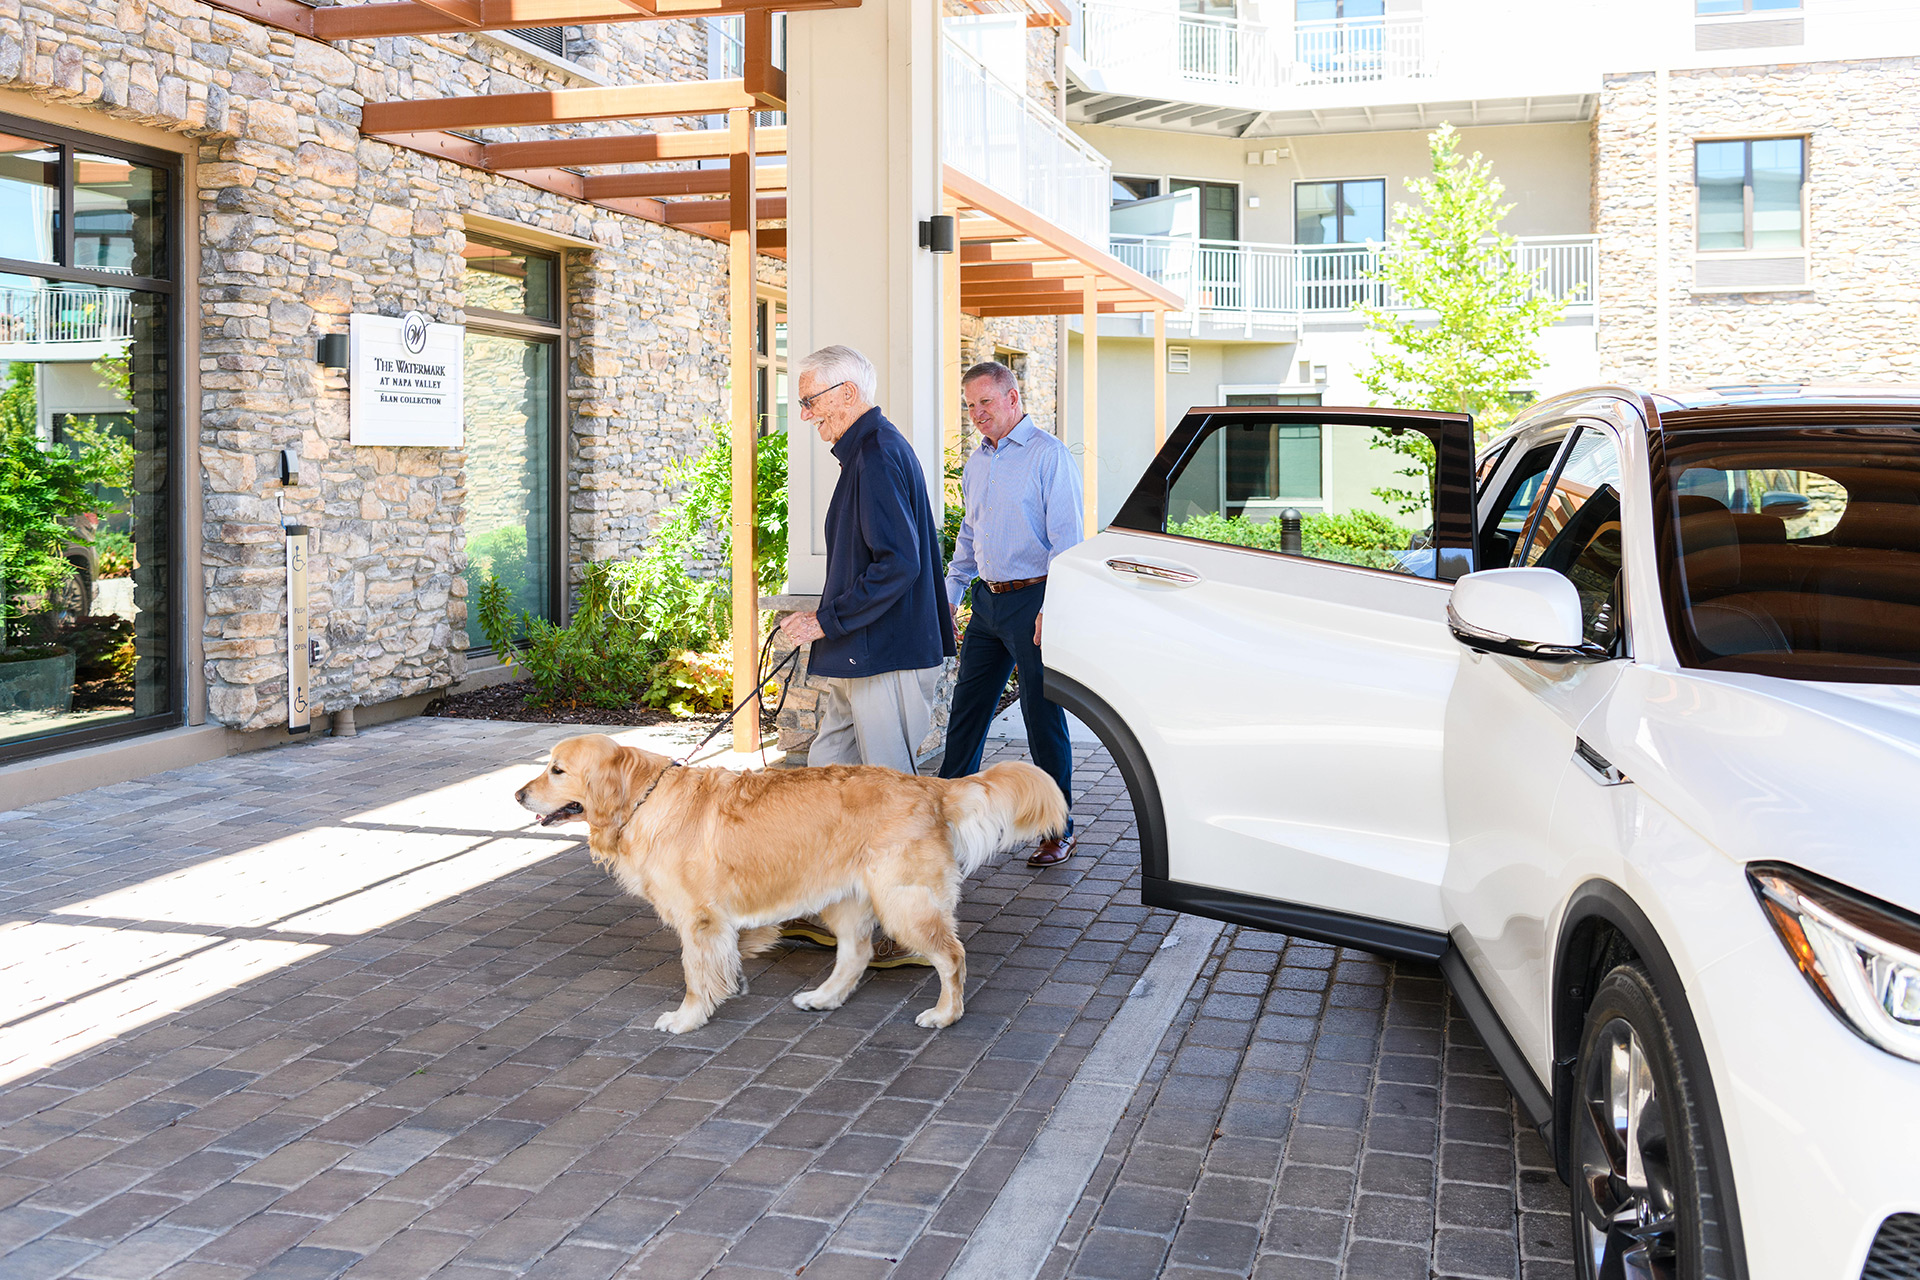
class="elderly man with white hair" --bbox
[776,345,955,965]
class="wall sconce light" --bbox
[316,333,348,368]
[918,215,956,254]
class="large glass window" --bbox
[1168,179,1239,243]
[461,239,561,651]
[0,119,175,762]
[1696,0,1797,13]
[1664,426,1920,683]
[1696,138,1804,252]
[1295,179,1385,246]
[755,295,786,437]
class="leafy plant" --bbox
[466,524,530,616]
[644,649,733,717]
[1355,124,1578,510]
[1,362,133,638]
[480,561,655,709]
[1169,509,1416,571]
[93,530,135,579]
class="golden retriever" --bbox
[514,734,1067,1034]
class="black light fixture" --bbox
[316,333,348,368]
[918,215,956,254]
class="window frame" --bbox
[0,110,184,767]
[1693,134,1808,255]
[1112,175,1162,205]
[1292,176,1388,247]
[460,240,567,638]
[754,290,786,438]
[1167,176,1240,243]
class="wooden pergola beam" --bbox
[363,81,758,133]
[742,8,787,109]
[485,126,787,170]
[962,260,1105,283]
[300,0,856,41]
[663,195,787,224]
[410,0,484,27]
[584,165,786,199]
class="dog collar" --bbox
[627,760,684,821]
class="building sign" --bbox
[349,310,464,446]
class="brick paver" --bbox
[0,718,1573,1278]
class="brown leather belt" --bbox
[982,575,1047,594]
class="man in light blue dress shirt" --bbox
[937,362,1083,866]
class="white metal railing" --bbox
[0,287,134,346]
[943,35,1111,249]
[1080,1,1428,100]
[1108,234,1594,322]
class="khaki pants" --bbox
[809,665,942,773]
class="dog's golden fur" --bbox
[515,734,1067,1033]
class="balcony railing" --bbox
[1108,234,1594,323]
[944,34,1111,250]
[0,287,135,347]
[1081,1,1427,100]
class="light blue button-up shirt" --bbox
[944,416,1085,608]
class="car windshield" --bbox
[1662,425,1920,683]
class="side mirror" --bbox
[1446,568,1608,663]
[1760,489,1812,519]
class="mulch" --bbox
[425,680,777,731]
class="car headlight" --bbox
[1749,863,1920,1063]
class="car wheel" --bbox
[1570,964,1731,1280]
[55,561,92,621]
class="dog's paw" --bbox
[915,1007,959,1029]
[653,1008,707,1034]
[792,987,846,1012]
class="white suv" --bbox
[1042,386,1920,1280]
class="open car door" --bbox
[1044,406,1477,959]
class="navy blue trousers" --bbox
[937,581,1073,834]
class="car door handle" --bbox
[1106,558,1200,585]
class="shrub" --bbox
[94,531,135,579]
[478,561,653,710]
[644,649,733,717]
[1168,509,1417,571]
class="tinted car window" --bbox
[1476,431,1567,571]
[1664,425,1920,683]
[1164,418,1438,577]
[1521,427,1625,647]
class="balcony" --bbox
[0,287,136,362]
[943,33,1112,250]
[1068,0,1598,137]
[1107,233,1595,330]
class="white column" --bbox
[785,0,945,594]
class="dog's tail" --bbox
[945,761,1069,877]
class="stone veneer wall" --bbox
[1595,59,1920,385]
[0,0,776,731]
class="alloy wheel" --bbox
[1574,1015,1681,1280]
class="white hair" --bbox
[796,344,877,405]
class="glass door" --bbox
[0,120,177,762]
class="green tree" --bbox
[1355,124,1578,511]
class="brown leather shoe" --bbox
[868,936,931,968]
[1028,833,1077,867]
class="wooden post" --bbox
[1081,273,1099,537]
[728,107,759,755]
[1152,305,1167,450]
[943,199,963,463]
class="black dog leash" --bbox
[627,630,804,822]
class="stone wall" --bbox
[0,0,776,730]
[1595,59,1920,385]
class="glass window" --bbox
[1697,0,1797,12]
[754,295,786,437]
[1165,418,1437,577]
[1665,427,1920,683]
[461,239,556,321]
[1112,175,1160,205]
[1477,434,1564,570]
[462,332,555,646]
[1294,179,1385,245]
[1695,138,1804,252]
[1518,428,1625,646]
[73,153,168,278]
[1,282,172,752]
[1169,180,1238,243]
[0,137,58,266]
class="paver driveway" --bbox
[0,718,1572,1279]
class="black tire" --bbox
[1570,964,1733,1280]
[55,561,92,621]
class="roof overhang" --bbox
[944,167,1182,317]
